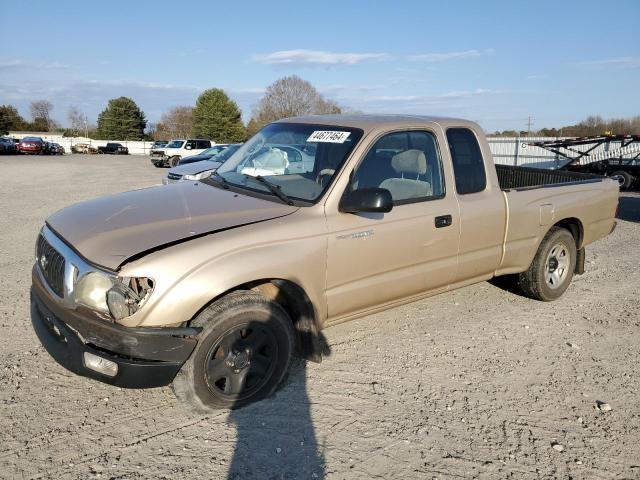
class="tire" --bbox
[172,290,295,412]
[611,171,634,190]
[518,227,577,301]
[169,156,181,167]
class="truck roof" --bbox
[278,114,481,132]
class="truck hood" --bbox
[46,182,298,270]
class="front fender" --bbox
[117,214,328,329]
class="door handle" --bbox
[435,214,453,228]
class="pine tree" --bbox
[191,89,247,143]
[97,97,147,140]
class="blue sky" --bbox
[1,0,638,132]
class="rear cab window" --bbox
[446,128,487,194]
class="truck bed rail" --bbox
[496,164,603,191]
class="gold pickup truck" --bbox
[31,115,618,410]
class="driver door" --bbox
[324,130,460,319]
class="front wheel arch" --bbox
[187,278,324,362]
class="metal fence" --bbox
[8,133,155,155]
[6,132,632,166]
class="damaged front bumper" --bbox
[150,154,168,166]
[31,268,199,388]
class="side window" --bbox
[352,131,445,204]
[199,140,211,149]
[185,140,195,149]
[446,128,486,194]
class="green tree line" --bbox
[492,115,640,137]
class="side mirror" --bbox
[339,188,393,214]
[185,145,192,150]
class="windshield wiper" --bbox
[211,171,230,189]
[244,174,294,205]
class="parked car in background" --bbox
[71,143,90,154]
[163,144,242,184]
[97,143,129,155]
[18,136,45,154]
[150,139,212,167]
[177,144,229,165]
[48,143,65,155]
[0,137,18,154]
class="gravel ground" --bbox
[0,154,638,480]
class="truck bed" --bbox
[495,164,604,191]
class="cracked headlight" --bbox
[106,277,155,321]
[75,272,154,321]
[184,169,215,181]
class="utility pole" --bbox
[526,116,534,136]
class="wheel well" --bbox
[191,279,325,363]
[553,218,583,249]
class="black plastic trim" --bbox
[31,291,188,388]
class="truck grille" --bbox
[36,234,66,297]
[168,173,183,181]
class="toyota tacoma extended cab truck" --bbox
[31,115,619,410]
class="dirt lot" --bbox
[0,154,638,480]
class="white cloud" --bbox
[0,60,68,70]
[84,79,203,92]
[251,49,390,66]
[579,56,640,69]
[408,49,494,62]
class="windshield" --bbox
[201,146,227,156]
[212,123,362,204]
[208,144,240,163]
[167,140,184,148]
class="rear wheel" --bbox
[172,290,295,412]
[611,170,634,190]
[518,227,577,301]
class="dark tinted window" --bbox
[446,128,486,194]
[353,130,444,204]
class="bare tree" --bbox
[154,106,194,139]
[30,100,54,130]
[67,106,89,136]
[248,75,341,135]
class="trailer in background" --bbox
[531,135,640,189]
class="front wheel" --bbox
[169,156,181,167]
[518,227,577,301]
[172,290,295,412]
